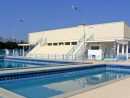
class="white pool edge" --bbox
[0,87,25,98]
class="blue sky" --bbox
[0,0,130,41]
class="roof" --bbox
[18,44,30,46]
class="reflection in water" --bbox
[0,60,29,68]
[74,72,126,88]
[0,59,64,69]
[44,72,126,93]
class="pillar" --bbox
[122,45,124,55]
[22,46,25,57]
[13,49,15,56]
[117,44,119,57]
[126,44,128,60]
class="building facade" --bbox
[27,21,130,60]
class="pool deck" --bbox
[0,57,130,98]
[0,63,101,75]
[0,59,104,75]
[68,76,130,98]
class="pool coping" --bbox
[0,87,25,98]
[0,57,92,71]
[0,63,104,76]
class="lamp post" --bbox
[12,28,15,42]
[72,5,86,60]
[18,19,29,32]
[18,19,29,57]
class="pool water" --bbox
[0,67,129,98]
[0,59,68,69]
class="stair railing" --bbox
[67,33,94,58]
[67,35,85,56]
[74,33,94,60]
[28,37,47,54]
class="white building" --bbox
[26,21,130,60]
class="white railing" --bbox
[40,38,47,46]
[67,35,85,56]
[35,37,47,46]
[30,37,47,50]
[26,53,85,61]
[75,33,94,60]
[67,33,94,59]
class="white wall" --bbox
[88,44,103,60]
[87,42,113,60]
[28,32,44,45]
[87,21,124,41]
[28,21,126,45]
[29,26,85,45]
[88,50,103,60]
[124,23,130,40]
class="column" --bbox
[13,49,15,56]
[122,44,124,55]
[117,44,119,57]
[126,44,128,60]
[22,46,25,57]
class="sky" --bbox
[0,0,130,41]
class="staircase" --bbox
[26,37,47,57]
[67,33,94,60]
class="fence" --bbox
[0,49,87,61]
[27,54,86,61]
[0,49,24,56]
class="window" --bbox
[65,42,70,45]
[71,42,77,45]
[59,42,64,45]
[47,43,52,46]
[91,46,99,50]
[53,43,57,46]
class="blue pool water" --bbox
[0,59,74,69]
[0,66,129,98]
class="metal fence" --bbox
[27,54,86,61]
[0,49,24,56]
[0,49,87,61]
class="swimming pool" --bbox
[0,64,129,98]
[0,58,79,70]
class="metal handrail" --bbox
[67,35,85,55]
[35,37,47,46]
[74,33,94,60]
[67,33,94,57]
[27,37,47,55]
[40,38,47,46]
